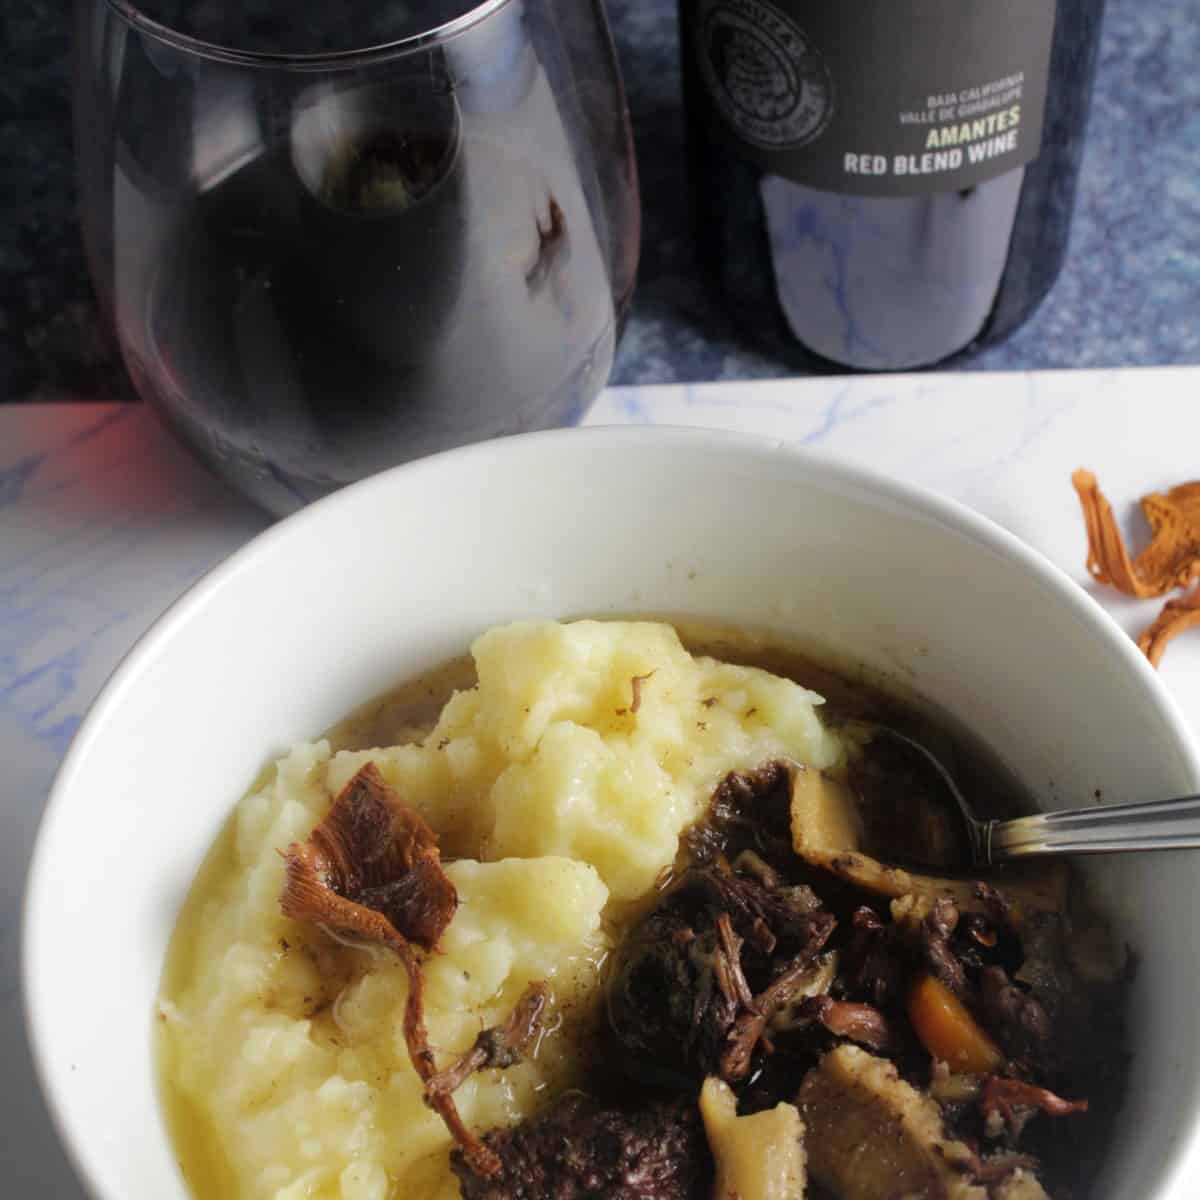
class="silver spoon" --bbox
[872,726,1200,866]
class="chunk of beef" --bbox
[688,761,795,869]
[914,895,969,995]
[607,866,835,1085]
[840,906,908,1009]
[450,1098,712,1200]
[695,867,829,950]
[978,967,1053,1067]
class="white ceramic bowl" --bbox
[24,427,1200,1200]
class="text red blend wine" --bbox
[680,0,1107,370]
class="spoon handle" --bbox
[985,795,1200,862]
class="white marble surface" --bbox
[4,366,1200,1194]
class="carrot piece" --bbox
[906,973,1004,1075]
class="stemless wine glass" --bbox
[74,1,640,513]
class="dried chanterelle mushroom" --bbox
[279,763,548,1178]
[1136,588,1200,667]
[1072,469,1200,665]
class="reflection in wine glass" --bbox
[74,0,640,513]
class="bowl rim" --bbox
[22,423,1200,1200]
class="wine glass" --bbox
[74,0,640,513]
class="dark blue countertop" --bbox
[3,0,1197,401]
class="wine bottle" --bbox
[680,0,1107,371]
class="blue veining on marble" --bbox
[23,517,150,600]
[0,585,130,750]
[2,644,83,733]
[979,380,1076,479]
[0,409,226,770]
[0,453,47,507]
[37,713,81,756]
[797,395,848,446]
[618,387,654,424]
[792,390,893,445]
[0,409,130,514]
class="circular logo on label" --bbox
[695,0,833,150]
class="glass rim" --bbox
[102,0,516,68]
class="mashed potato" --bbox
[331,620,842,901]
[159,620,844,1200]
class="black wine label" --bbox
[686,0,1056,196]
